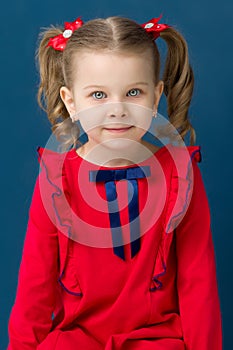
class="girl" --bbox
[7,15,222,349]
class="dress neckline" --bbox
[68,143,169,170]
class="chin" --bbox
[102,138,140,150]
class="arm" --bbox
[175,160,223,349]
[7,174,59,350]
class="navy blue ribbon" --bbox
[89,166,151,260]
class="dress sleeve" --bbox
[175,152,223,349]
[7,152,59,349]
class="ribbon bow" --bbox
[47,15,169,51]
[47,17,84,51]
[89,166,151,260]
[141,14,170,40]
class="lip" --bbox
[104,126,133,133]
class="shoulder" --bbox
[36,145,72,196]
[36,146,74,173]
[141,140,201,161]
[162,144,202,233]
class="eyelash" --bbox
[90,88,142,100]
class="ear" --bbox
[153,80,164,116]
[60,86,77,118]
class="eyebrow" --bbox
[83,82,149,90]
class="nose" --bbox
[106,102,127,118]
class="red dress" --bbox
[7,143,223,350]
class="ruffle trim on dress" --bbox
[36,144,201,294]
[149,145,201,292]
[37,146,83,297]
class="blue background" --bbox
[1,1,232,349]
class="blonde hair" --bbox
[36,16,196,152]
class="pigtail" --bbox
[36,26,68,124]
[160,27,196,145]
[35,26,80,151]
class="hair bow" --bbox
[141,15,170,40]
[46,17,84,51]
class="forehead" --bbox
[71,50,154,85]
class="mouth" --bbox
[103,126,133,132]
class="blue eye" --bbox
[92,91,106,99]
[128,89,141,97]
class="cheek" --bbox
[127,103,153,131]
[78,103,153,134]
[136,117,152,132]
[77,105,107,133]
[78,116,103,134]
